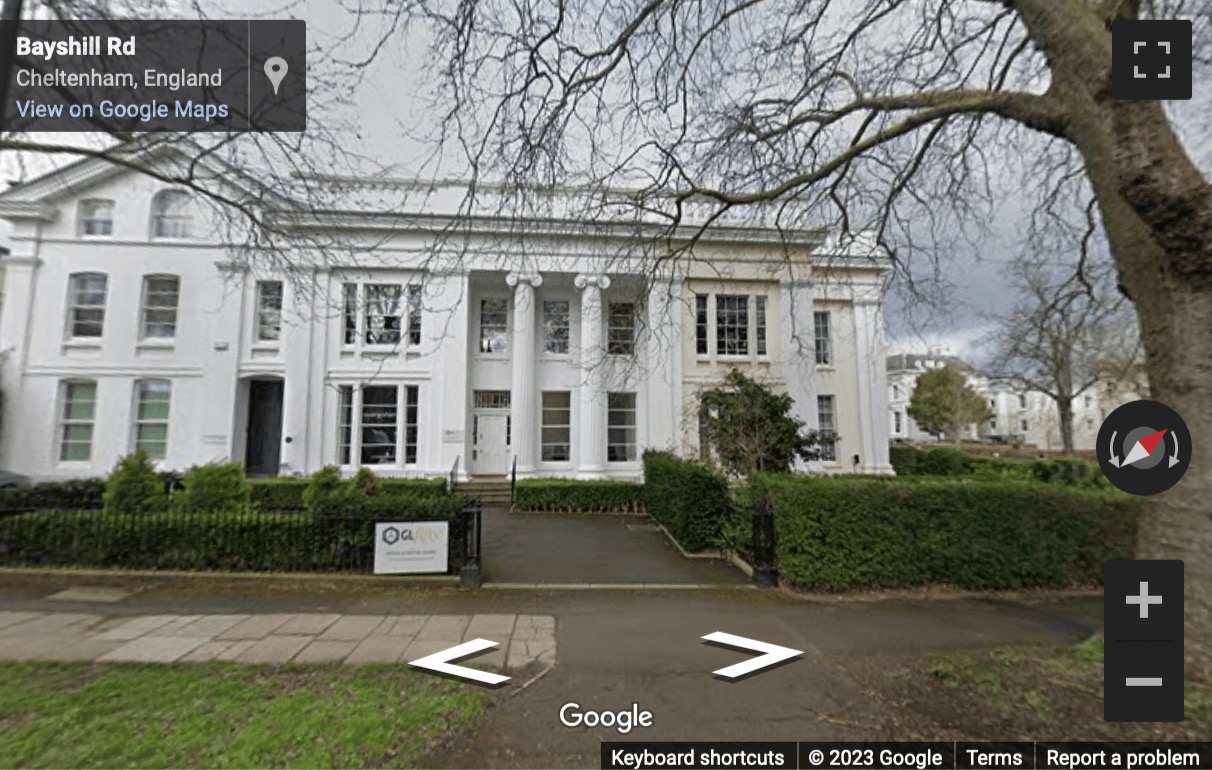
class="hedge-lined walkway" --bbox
[481,507,748,586]
[0,608,555,669]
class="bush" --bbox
[890,446,1105,488]
[173,463,252,513]
[302,466,356,516]
[378,478,450,498]
[513,480,644,513]
[0,478,106,511]
[753,474,1139,591]
[103,452,169,514]
[642,451,733,552]
[249,478,308,511]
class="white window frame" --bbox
[540,390,572,463]
[694,293,772,361]
[478,297,510,355]
[65,272,107,340]
[542,299,571,355]
[140,274,180,341]
[607,302,637,355]
[132,379,172,459]
[255,280,284,343]
[77,198,114,237]
[814,311,833,366]
[817,394,837,462]
[150,189,195,240]
[58,380,97,463]
[340,281,422,353]
[607,392,638,462]
[335,383,420,467]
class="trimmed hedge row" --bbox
[512,480,645,513]
[889,446,1108,488]
[641,451,733,552]
[0,495,468,573]
[0,479,107,511]
[251,476,449,511]
[753,474,1139,590]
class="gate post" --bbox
[751,494,777,588]
[460,498,483,587]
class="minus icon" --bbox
[1126,677,1163,686]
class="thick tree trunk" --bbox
[1015,0,1212,682]
[1056,397,1076,456]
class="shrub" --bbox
[173,463,252,513]
[103,452,169,514]
[377,478,450,498]
[0,478,106,511]
[642,450,733,552]
[351,467,380,496]
[752,474,1139,591]
[302,466,356,516]
[513,480,644,513]
[249,478,308,510]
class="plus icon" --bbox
[1126,581,1163,619]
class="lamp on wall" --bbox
[852,453,861,467]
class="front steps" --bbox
[459,476,513,508]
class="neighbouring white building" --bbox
[0,148,894,482]
[887,348,1145,451]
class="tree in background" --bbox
[907,365,992,444]
[700,369,830,475]
[987,257,1139,454]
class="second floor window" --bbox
[256,281,283,342]
[67,273,107,339]
[141,275,180,339]
[608,302,636,355]
[342,282,422,348]
[716,295,749,356]
[479,298,508,353]
[151,189,194,239]
[814,311,832,365]
[78,199,114,236]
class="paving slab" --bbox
[415,614,471,641]
[380,615,427,636]
[293,640,358,663]
[213,640,257,661]
[173,615,248,638]
[236,634,313,664]
[47,587,132,603]
[462,613,517,642]
[0,636,57,660]
[93,614,178,641]
[0,612,101,636]
[345,635,408,664]
[98,635,208,663]
[0,611,43,631]
[55,639,127,661]
[276,613,341,636]
[316,615,388,641]
[178,640,242,663]
[215,614,296,641]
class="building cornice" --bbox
[0,201,58,222]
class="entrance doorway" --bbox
[245,379,284,476]
[471,413,509,474]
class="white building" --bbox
[0,150,894,482]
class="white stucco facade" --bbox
[0,152,893,482]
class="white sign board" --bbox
[373,521,449,574]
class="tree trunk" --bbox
[1056,397,1075,456]
[1015,0,1212,682]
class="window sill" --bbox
[815,364,836,371]
[251,342,281,353]
[137,339,176,350]
[62,339,102,350]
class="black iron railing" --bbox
[509,454,518,506]
[459,498,483,587]
[751,494,778,588]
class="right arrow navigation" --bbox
[702,631,803,679]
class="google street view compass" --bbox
[1096,399,1191,496]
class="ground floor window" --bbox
[133,379,172,459]
[607,392,637,462]
[337,384,420,466]
[59,380,97,461]
[541,391,571,461]
[817,394,837,462]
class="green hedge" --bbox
[641,451,733,552]
[512,480,645,513]
[753,475,1139,590]
[248,477,448,512]
[890,446,1107,488]
[0,479,106,511]
[0,496,468,573]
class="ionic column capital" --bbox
[506,270,544,289]
[574,273,611,291]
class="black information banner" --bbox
[600,742,1212,770]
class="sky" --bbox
[3,0,1209,365]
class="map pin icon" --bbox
[264,57,288,95]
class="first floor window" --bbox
[141,274,180,339]
[342,283,419,348]
[716,294,749,355]
[543,300,570,354]
[133,380,171,459]
[541,391,571,461]
[755,296,767,355]
[817,394,837,462]
[256,281,283,342]
[1021,419,1029,432]
[365,284,403,345]
[695,295,708,355]
[814,311,832,365]
[607,392,637,462]
[480,298,508,353]
[608,302,636,355]
[78,198,114,236]
[67,272,107,339]
[59,380,97,461]
[408,285,422,346]
[336,384,420,466]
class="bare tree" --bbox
[987,256,1138,454]
[366,0,1212,678]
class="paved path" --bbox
[481,508,748,585]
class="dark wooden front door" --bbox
[245,380,284,476]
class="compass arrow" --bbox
[1109,430,1121,468]
[1123,429,1168,467]
[1168,430,1181,468]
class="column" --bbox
[506,270,542,475]
[279,266,318,477]
[852,292,894,474]
[0,255,41,473]
[778,277,819,472]
[575,273,610,478]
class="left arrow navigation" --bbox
[408,638,510,685]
